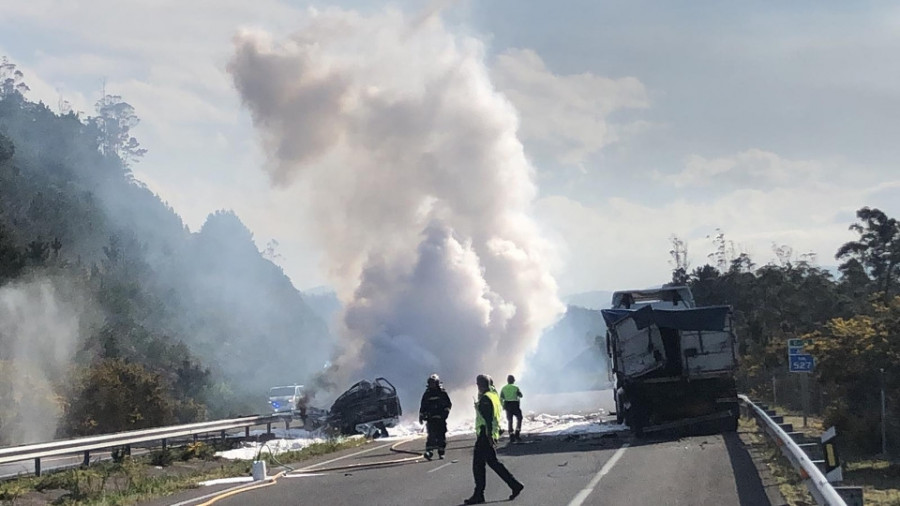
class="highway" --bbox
[154,429,781,506]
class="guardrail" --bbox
[0,415,280,477]
[739,394,847,506]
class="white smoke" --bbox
[0,277,87,444]
[228,7,564,404]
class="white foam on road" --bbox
[216,411,621,461]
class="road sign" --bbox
[789,353,815,372]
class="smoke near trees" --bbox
[0,57,334,442]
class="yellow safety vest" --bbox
[500,384,521,403]
[474,390,502,440]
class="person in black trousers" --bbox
[464,374,524,504]
[419,373,452,460]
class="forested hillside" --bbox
[0,59,333,444]
[667,215,900,454]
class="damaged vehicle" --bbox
[266,378,402,436]
[603,286,739,436]
[328,377,402,437]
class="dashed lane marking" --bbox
[427,462,454,473]
[566,443,629,506]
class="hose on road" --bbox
[193,436,424,506]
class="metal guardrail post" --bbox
[162,438,167,451]
[740,395,847,506]
[267,422,272,434]
[82,450,90,467]
[245,427,250,438]
[34,458,41,477]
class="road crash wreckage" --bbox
[268,377,402,437]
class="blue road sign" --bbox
[789,353,815,373]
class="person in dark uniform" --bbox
[464,374,524,505]
[500,375,523,442]
[419,373,452,460]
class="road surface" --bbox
[155,430,780,506]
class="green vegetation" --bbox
[0,437,368,505]
[669,206,900,456]
[0,58,333,444]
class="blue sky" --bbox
[2,0,898,295]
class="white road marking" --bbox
[427,462,454,473]
[566,443,630,506]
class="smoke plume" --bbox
[0,277,88,444]
[228,8,564,405]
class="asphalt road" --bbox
[158,430,778,506]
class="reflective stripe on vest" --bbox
[500,384,520,402]
[474,390,502,440]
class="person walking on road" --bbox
[500,375,523,442]
[419,373,452,460]
[464,374,524,504]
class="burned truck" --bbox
[602,287,739,435]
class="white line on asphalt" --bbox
[427,462,453,473]
[566,443,630,506]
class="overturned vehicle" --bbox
[267,378,402,437]
[328,377,402,437]
[603,287,739,436]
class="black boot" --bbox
[463,495,485,504]
[510,482,524,500]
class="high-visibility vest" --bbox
[500,384,521,403]
[474,390,502,440]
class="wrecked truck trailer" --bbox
[602,287,739,436]
[327,377,402,437]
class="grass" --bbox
[746,405,900,505]
[738,416,816,506]
[0,437,370,506]
[843,459,900,506]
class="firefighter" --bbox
[419,373,452,460]
[500,375,523,442]
[464,374,524,505]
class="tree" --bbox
[0,57,29,98]
[94,94,147,168]
[836,207,900,300]
[810,296,900,453]
[667,235,690,286]
[64,359,175,435]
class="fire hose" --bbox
[193,436,425,506]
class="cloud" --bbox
[537,149,885,294]
[490,48,650,169]
[658,149,827,189]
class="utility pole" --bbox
[881,368,887,456]
[802,373,809,429]
[772,375,777,406]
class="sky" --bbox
[2,0,899,296]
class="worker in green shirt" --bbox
[500,375,523,442]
